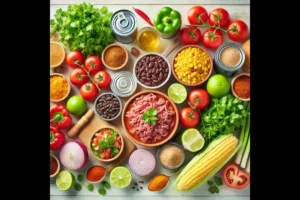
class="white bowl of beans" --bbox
[133,53,171,89]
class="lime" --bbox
[56,171,75,191]
[168,83,187,104]
[110,166,132,188]
[206,74,230,98]
[181,128,205,152]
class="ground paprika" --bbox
[86,165,106,182]
[233,75,250,99]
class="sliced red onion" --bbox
[60,141,88,171]
[128,149,156,176]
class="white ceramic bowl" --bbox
[133,53,171,89]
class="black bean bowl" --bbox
[94,92,122,121]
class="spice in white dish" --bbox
[159,144,183,167]
[220,47,241,67]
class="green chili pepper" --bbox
[154,7,181,35]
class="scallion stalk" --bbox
[240,134,250,168]
[246,156,250,173]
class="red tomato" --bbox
[66,50,85,69]
[80,82,99,101]
[208,8,231,29]
[188,88,210,110]
[222,164,250,189]
[93,71,111,89]
[227,20,249,42]
[179,26,201,45]
[202,28,223,49]
[69,68,89,87]
[187,6,208,25]
[179,107,200,128]
[84,56,102,75]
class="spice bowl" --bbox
[148,174,170,192]
[172,45,213,86]
[157,142,185,170]
[133,53,171,89]
[85,165,106,184]
[50,73,71,103]
[231,73,250,101]
[50,41,65,68]
[102,44,129,70]
[94,92,122,121]
[50,154,60,178]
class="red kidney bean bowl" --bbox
[133,53,171,89]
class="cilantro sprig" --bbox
[142,108,158,125]
[207,176,223,194]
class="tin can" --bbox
[110,10,138,44]
[110,71,137,97]
[214,42,245,77]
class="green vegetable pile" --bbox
[199,94,248,144]
[50,3,113,57]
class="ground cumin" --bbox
[104,46,126,68]
[50,75,69,100]
[221,47,241,67]
[233,75,250,99]
[159,144,183,167]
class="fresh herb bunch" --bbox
[50,3,113,57]
[199,94,248,144]
[142,108,158,125]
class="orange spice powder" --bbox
[104,46,126,68]
[50,75,69,100]
[233,75,250,99]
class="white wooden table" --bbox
[50,0,250,199]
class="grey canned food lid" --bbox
[111,10,137,36]
[110,71,137,97]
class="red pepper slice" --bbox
[50,104,72,130]
[133,7,154,27]
[50,125,65,150]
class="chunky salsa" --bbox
[91,128,122,159]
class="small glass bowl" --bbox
[157,142,185,170]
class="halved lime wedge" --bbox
[168,83,187,104]
[181,128,205,152]
[55,171,75,191]
[110,166,132,188]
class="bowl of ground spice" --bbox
[50,73,71,102]
[85,165,106,183]
[50,154,60,178]
[231,73,250,101]
[157,142,185,170]
[102,44,128,70]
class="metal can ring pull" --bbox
[117,12,129,28]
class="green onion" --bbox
[246,156,250,173]
[240,134,250,168]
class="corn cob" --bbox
[175,134,239,192]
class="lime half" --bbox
[56,171,75,191]
[110,166,132,188]
[168,83,187,104]
[181,128,205,152]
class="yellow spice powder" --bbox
[50,75,69,100]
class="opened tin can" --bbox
[110,71,137,97]
[110,10,138,44]
[214,42,245,77]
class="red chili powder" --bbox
[50,156,58,175]
[233,75,250,99]
[86,165,106,182]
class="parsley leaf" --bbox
[142,108,158,125]
[101,181,111,189]
[98,187,106,196]
[207,180,214,186]
[87,184,94,192]
[208,185,219,194]
[77,174,83,182]
[214,176,223,186]
[74,183,82,191]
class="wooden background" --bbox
[50,0,250,199]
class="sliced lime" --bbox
[181,128,205,152]
[168,83,187,104]
[55,171,75,191]
[110,166,132,188]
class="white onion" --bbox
[60,141,88,171]
[128,149,156,176]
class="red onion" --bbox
[128,149,155,176]
[60,141,88,171]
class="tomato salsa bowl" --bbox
[89,127,124,162]
[122,90,179,147]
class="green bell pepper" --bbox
[154,7,182,34]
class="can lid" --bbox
[110,71,137,97]
[111,10,137,36]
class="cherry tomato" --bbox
[179,107,200,128]
[187,6,208,25]
[222,164,250,189]
[202,28,223,49]
[227,20,249,42]
[179,26,201,45]
[93,71,111,89]
[66,50,84,69]
[208,8,231,29]
[80,82,99,101]
[84,56,102,75]
[188,88,210,110]
[69,68,89,87]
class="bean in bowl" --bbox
[135,54,169,87]
[95,93,121,120]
